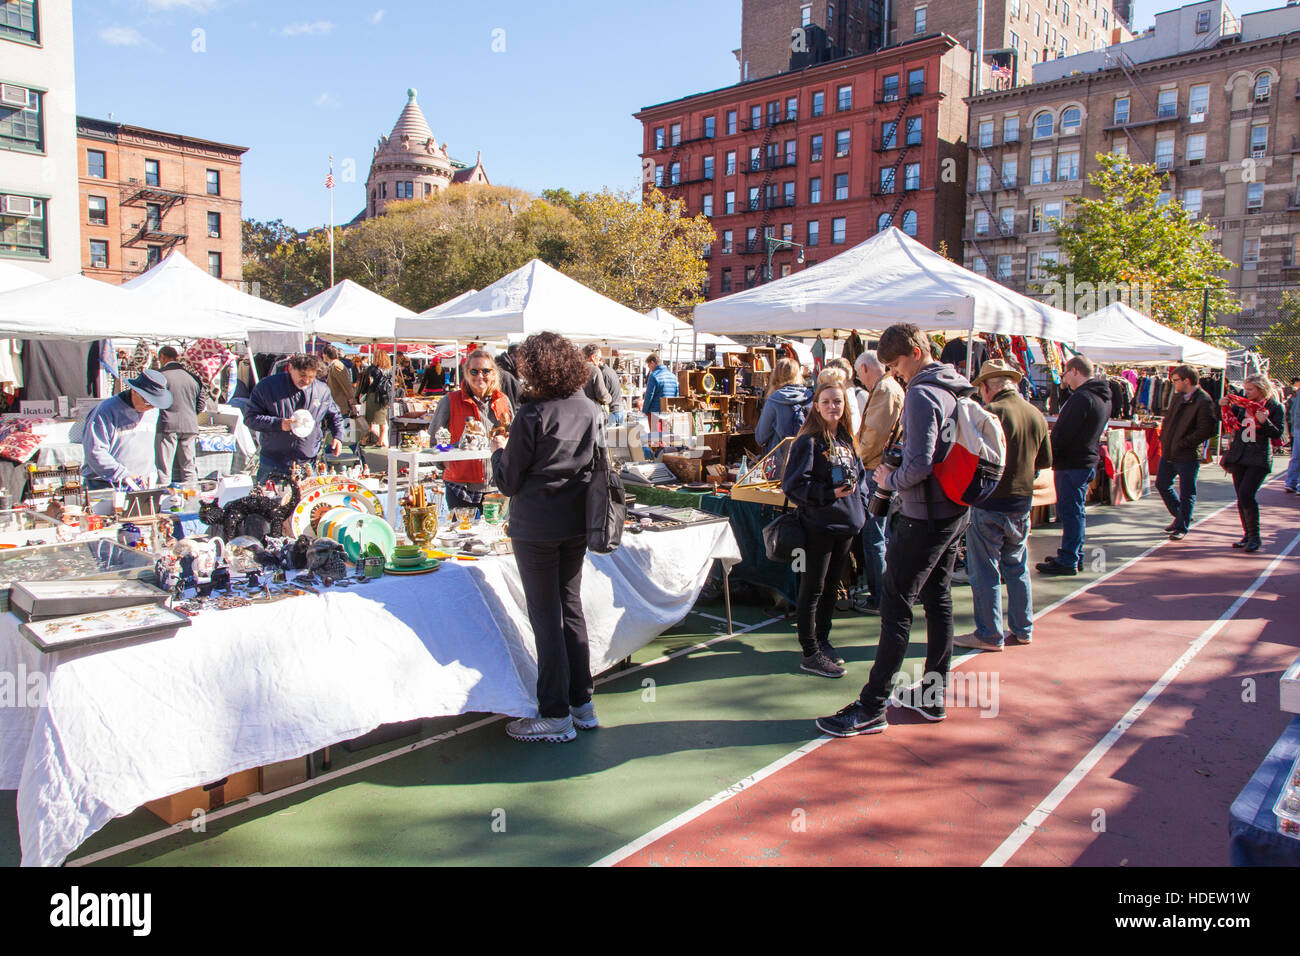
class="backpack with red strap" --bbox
[933,394,1007,507]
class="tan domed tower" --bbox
[363,88,457,218]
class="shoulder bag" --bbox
[586,421,626,554]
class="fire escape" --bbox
[873,89,919,229]
[120,176,187,265]
[967,138,1017,274]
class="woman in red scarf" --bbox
[1220,375,1285,552]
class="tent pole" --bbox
[965,310,977,380]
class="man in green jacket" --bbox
[957,359,1052,651]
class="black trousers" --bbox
[860,512,968,709]
[513,535,593,719]
[796,532,855,654]
[1231,465,1269,538]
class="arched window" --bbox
[1060,107,1081,134]
[901,210,918,236]
[1254,73,1271,103]
[877,212,893,232]
[1033,111,1054,139]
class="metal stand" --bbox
[722,560,733,634]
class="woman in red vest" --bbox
[428,348,511,514]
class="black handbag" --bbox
[762,496,804,563]
[586,431,626,554]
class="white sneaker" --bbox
[506,716,576,742]
[570,702,599,730]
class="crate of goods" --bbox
[1283,656,1300,715]
[259,756,310,795]
[145,768,259,825]
[1274,755,1300,840]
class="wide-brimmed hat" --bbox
[126,368,174,410]
[972,358,1023,388]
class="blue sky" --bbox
[72,0,1286,229]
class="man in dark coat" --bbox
[243,354,344,484]
[1156,364,1220,540]
[155,346,206,484]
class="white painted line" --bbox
[982,522,1300,868]
[590,735,836,867]
[68,613,782,867]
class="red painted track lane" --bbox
[616,497,1300,867]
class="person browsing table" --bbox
[82,369,174,490]
[242,353,344,485]
[429,348,511,515]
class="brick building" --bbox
[637,34,971,300]
[738,0,886,81]
[77,117,247,286]
[962,0,1300,322]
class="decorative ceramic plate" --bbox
[291,480,384,536]
[383,557,441,575]
[341,514,396,563]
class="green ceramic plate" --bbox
[382,557,441,575]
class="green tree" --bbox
[1046,153,1238,345]
[241,218,335,305]
[1258,291,1300,382]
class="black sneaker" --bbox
[1169,530,1187,540]
[891,683,947,722]
[1037,558,1078,577]
[800,651,845,678]
[818,639,846,666]
[816,701,887,737]
[1163,520,1179,532]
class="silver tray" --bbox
[19,602,192,653]
[9,579,169,622]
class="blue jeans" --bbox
[1054,467,1095,568]
[860,476,888,598]
[609,410,626,426]
[966,508,1033,645]
[1286,448,1300,490]
[1156,458,1199,532]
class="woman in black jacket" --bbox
[1220,375,1285,553]
[490,332,603,743]
[781,381,868,678]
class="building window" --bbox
[721,268,732,293]
[749,146,762,171]
[1185,133,1206,164]
[0,86,42,153]
[807,220,819,246]
[1247,182,1264,211]
[208,251,222,277]
[1157,88,1177,119]
[1033,111,1053,139]
[750,105,762,129]
[1196,9,1210,33]
[653,127,664,150]
[812,91,825,117]
[145,202,162,231]
[879,167,895,194]
[1059,107,1081,134]
[206,169,220,195]
[725,151,736,175]
[914,6,927,33]
[424,183,432,197]
[783,181,795,205]
[703,155,714,180]
[904,163,920,190]
[669,162,681,185]
[1004,115,1020,143]
[905,117,922,146]
[1250,124,1268,158]
[669,123,681,146]
[653,165,664,187]
[972,257,988,276]
[976,162,992,191]
[1112,138,1128,158]
[832,217,847,244]
[881,74,899,102]
[703,116,715,138]
[749,187,760,211]
[809,134,824,164]
[725,190,735,214]
[89,239,108,269]
[146,245,162,268]
[0,0,38,42]
[785,139,797,165]
[901,210,917,236]
[877,213,892,232]
[978,119,994,148]
[1057,149,1080,181]
[745,265,756,287]
[907,68,925,96]
[1155,138,1176,171]
[1002,156,1018,186]
[143,158,161,187]
[835,129,850,157]
[827,2,834,28]
[999,207,1015,233]
[1189,84,1209,119]
[787,97,798,121]
[1254,74,1271,104]
[834,172,849,200]
[726,110,737,135]
[997,255,1012,280]
[1113,97,1130,125]
[87,149,106,178]
[87,194,107,225]
[702,195,713,217]
[1030,155,1052,184]
[1183,188,1202,217]
[975,210,990,236]
[837,84,853,111]
[721,230,733,254]
[1243,237,1260,265]
[0,193,45,258]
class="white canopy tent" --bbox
[295,279,416,340]
[123,251,308,351]
[418,288,478,318]
[644,307,738,360]
[0,262,45,294]
[694,227,1078,346]
[394,259,670,348]
[0,274,170,340]
[1075,302,1226,370]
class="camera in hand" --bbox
[867,444,903,518]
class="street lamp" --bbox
[765,237,805,283]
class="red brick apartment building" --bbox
[636,34,971,299]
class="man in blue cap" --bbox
[81,369,174,490]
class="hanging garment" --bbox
[842,331,865,366]
[811,335,826,373]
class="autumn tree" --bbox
[1046,153,1238,344]
[1257,291,1300,382]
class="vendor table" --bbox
[625,484,711,509]
[0,520,740,867]
[1230,716,1300,866]
[700,493,799,605]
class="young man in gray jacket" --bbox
[817,323,972,736]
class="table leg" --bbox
[722,561,733,635]
[321,746,331,772]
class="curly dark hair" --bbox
[516,332,589,401]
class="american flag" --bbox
[991,64,1013,81]
[325,172,335,189]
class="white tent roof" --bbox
[394,260,667,346]
[648,307,737,348]
[0,274,165,340]
[0,262,45,294]
[694,227,1077,343]
[1075,302,1226,369]
[123,252,308,348]
[419,288,478,318]
[295,279,416,340]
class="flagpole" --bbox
[328,155,336,287]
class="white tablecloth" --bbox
[0,521,739,866]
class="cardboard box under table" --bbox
[145,768,260,825]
